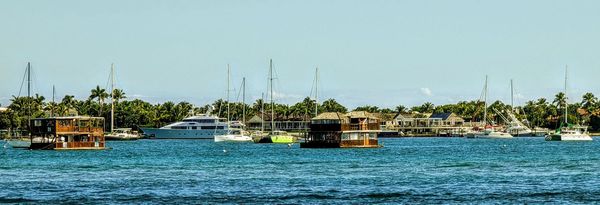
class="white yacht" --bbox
[214,126,252,142]
[475,127,514,139]
[140,114,229,139]
[105,128,140,141]
[545,126,592,141]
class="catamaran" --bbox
[545,66,592,141]
[214,65,252,142]
[258,59,295,144]
[474,76,513,139]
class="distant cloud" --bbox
[420,88,433,97]
[273,92,303,104]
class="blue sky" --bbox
[1,0,600,109]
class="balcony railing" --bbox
[341,123,380,131]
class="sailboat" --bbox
[505,79,534,136]
[214,65,252,142]
[474,75,513,139]
[105,64,140,141]
[258,59,295,144]
[545,66,592,141]
[6,62,34,148]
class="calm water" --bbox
[2,137,600,204]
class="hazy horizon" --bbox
[2,0,600,109]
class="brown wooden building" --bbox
[301,111,381,148]
[29,116,106,150]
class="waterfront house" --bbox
[301,111,381,148]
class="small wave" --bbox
[0,197,37,203]
[435,162,475,168]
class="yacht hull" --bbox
[6,139,31,148]
[545,134,593,141]
[214,135,252,142]
[140,128,227,139]
[475,132,513,139]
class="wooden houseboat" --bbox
[29,116,106,150]
[301,111,382,148]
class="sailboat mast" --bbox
[564,65,568,124]
[52,85,55,117]
[315,67,318,117]
[242,77,246,124]
[510,79,514,111]
[227,64,230,123]
[270,59,274,132]
[261,92,264,132]
[111,63,115,133]
[27,62,31,131]
[484,75,488,125]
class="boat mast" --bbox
[242,77,246,124]
[52,85,55,117]
[315,67,318,117]
[270,59,274,132]
[484,75,488,126]
[261,92,264,132]
[564,65,568,125]
[27,62,31,131]
[227,64,230,123]
[111,63,115,133]
[510,79,514,112]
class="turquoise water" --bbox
[2,137,600,204]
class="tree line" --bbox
[1,86,599,131]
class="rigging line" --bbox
[17,66,27,97]
[104,67,112,91]
[235,79,243,102]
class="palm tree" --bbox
[112,89,126,103]
[581,93,597,111]
[90,85,109,117]
[395,105,408,114]
[553,92,567,110]
[322,99,347,113]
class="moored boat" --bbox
[140,114,228,139]
[105,128,140,141]
[545,66,592,142]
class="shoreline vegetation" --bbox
[1,85,600,133]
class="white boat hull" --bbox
[475,132,513,139]
[545,134,593,141]
[6,139,31,148]
[214,134,253,142]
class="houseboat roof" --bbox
[313,112,345,120]
[312,111,380,121]
[346,111,379,119]
[32,116,104,120]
